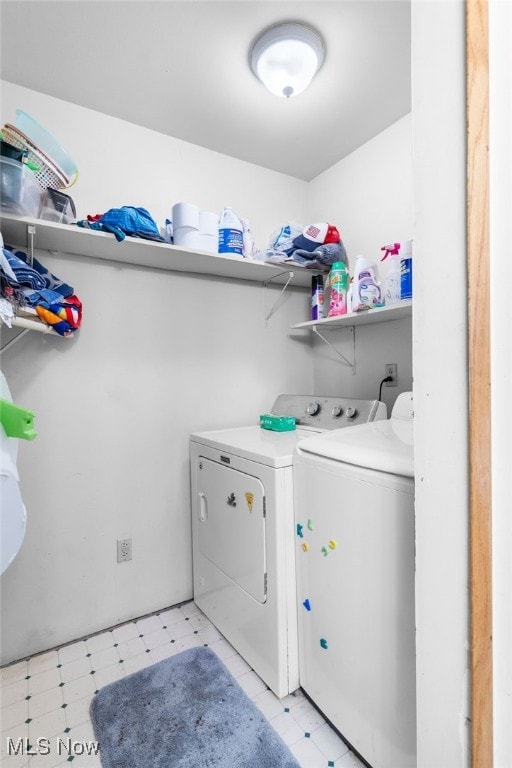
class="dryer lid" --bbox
[190,425,320,468]
[298,413,414,477]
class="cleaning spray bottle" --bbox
[380,242,401,305]
[353,256,382,311]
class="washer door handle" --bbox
[198,492,208,522]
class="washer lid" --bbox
[297,417,414,477]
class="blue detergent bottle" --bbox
[218,206,243,256]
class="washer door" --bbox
[196,457,267,603]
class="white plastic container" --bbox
[383,255,401,305]
[39,188,76,224]
[0,158,42,218]
[353,257,383,310]
[218,206,243,256]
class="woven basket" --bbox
[2,124,70,190]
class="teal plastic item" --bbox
[0,398,37,440]
[15,110,78,177]
[260,414,296,432]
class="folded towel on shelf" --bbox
[2,248,46,290]
[23,287,67,308]
[0,248,18,283]
[35,294,82,336]
[3,245,74,297]
[0,245,82,336]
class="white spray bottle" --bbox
[380,242,401,305]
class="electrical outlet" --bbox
[117,538,132,563]
[384,363,398,387]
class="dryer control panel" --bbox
[270,394,387,430]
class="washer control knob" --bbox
[306,402,321,416]
[345,406,358,419]
[331,406,344,418]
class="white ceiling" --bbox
[0,1,411,181]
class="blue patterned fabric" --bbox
[2,248,46,290]
[77,206,164,242]
[3,245,74,296]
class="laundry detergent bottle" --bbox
[218,206,243,256]
[353,256,382,311]
[328,261,348,316]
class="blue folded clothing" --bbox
[2,246,74,296]
[77,206,164,242]
[23,287,67,307]
[2,248,46,290]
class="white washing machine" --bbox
[294,392,416,768]
[190,394,387,699]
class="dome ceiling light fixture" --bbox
[250,22,325,99]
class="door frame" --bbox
[466,0,493,765]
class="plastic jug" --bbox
[353,257,382,311]
[218,207,243,256]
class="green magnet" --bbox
[307,519,314,531]
[321,546,329,557]
[320,638,328,650]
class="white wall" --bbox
[489,0,512,763]
[305,115,413,414]
[0,83,313,664]
[412,2,469,767]
[307,115,413,266]
[0,81,308,249]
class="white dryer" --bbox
[294,392,416,768]
[190,394,387,698]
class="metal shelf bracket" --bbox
[264,271,294,325]
[313,324,356,373]
[27,223,36,266]
[1,328,30,352]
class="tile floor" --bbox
[0,601,366,768]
